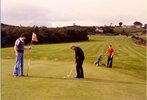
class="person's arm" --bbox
[75,48,78,64]
[14,39,19,57]
[24,46,32,50]
[104,51,108,55]
[14,45,18,57]
[111,49,114,58]
[111,52,114,58]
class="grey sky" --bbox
[1,0,146,27]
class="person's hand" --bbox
[75,61,77,64]
[16,52,18,57]
[15,52,18,60]
[28,46,32,50]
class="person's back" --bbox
[74,46,85,60]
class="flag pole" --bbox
[26,32,38,76]
[26,33,33,76]
[26,41,32,76]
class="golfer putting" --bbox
[70,44,85,78]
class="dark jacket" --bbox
[74,46,85,62]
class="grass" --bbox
[113,27,145,33]
[1,35,146,100]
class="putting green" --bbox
[1,35,146,100]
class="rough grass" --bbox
[113,27,144,33]
[1,35,146,100]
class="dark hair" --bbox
[20,33,26,37]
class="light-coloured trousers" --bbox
[13,53,24,76]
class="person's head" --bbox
[20,33,26,40]
[109,44,112,48]
[70,44,76,50]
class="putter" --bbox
[64,64,75,78]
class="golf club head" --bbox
[67,75,70,78]
[63,75,70,78]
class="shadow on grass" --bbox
[25,75,75,80]
[24,75,146,85]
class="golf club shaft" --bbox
[68,64,75,77]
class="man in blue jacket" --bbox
[70,44,85,78]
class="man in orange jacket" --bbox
[105,45,114,68]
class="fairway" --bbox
[2,35,146,100]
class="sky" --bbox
[1,0,147,27]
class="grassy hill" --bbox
[1,35,146,100]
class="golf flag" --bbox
[32,32,38,42]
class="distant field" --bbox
[1,35,146,100]
[113,27,145,33]
[133,33,146,40]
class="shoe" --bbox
[74,76,80,78]
[13,74,18,77]
[14,75,18,77]
[75,76,84,78]
[19,75,24,77]
[80,76,84,78]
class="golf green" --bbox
[1,35,146,100]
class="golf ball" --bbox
[67,75,69,77]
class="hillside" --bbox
[1,23,91,47]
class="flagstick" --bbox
[26,32,38,76]
[26,41,32,76]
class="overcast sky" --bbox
[1,0,146,27]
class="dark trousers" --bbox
[76,59,84,78]
[107,56,113,68]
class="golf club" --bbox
[64,64,75,78]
